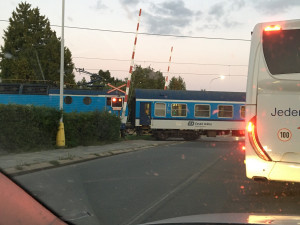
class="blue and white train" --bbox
[132,89,246,140]
[0,84,245,140]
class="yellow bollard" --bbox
[56,121,65,147]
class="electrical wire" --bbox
[0,19,249,77]
[0,19,250,42]
[51,24,251,41]
[73,56,248,67]
[78,69,247,77]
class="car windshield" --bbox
[0,1,299,225]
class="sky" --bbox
[1,0,300,92]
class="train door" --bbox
[140,102,151,126]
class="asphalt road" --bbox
[14,139,300,225]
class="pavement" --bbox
[0,139,183,176]
[0,135,244,176]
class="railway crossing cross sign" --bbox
[107,83,126,94]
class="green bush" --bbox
[64,111,121,147]
[0,104,61,152]
[0,104,121,151]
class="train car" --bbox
[0,83,126,116]
[132,89,246,140]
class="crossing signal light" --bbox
[111,97,123,108]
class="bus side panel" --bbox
[246,23,262,105]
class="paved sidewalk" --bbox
[0,139,182,176]
[0,135,244,176]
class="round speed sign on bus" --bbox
[277,128,292,142]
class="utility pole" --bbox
[56,0,65,147]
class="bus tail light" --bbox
[247,116,272,161]
[264,25,281,31]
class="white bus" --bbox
[245,19,300,183]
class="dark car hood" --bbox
[141,213,300,225]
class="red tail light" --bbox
[247,117,272,161]
[264,25,281,31]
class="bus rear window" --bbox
[263,29,300,75]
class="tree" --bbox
[127,65,164,118]
[98,69,124,88]
[0,2,75,85]
[99,69,113,84]
[76,69,125,90]
[76,77,87,87]
[131,65,164,90]
[168,76,186,90]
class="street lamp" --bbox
[209,75,225,90]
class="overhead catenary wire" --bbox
[73,56,248,67]
[79,69,247,77]
[52,24,251,41]
[0,18,249,73]
[0,19,251,42]
[0,19,249,81]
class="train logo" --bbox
[188,121,195,126]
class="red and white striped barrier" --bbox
[121,9,142,124]
[164,46,173,90]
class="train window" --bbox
[240,106,245,118]
[218,105,233,118]
[154,103,166,117]
[107,97,111,106]
[195,104,210,117]
[171,104,187,117]
[144,103,150,116]
[83,97,92,105]
[64,96,72,104]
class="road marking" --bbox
[121,156,221,225]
